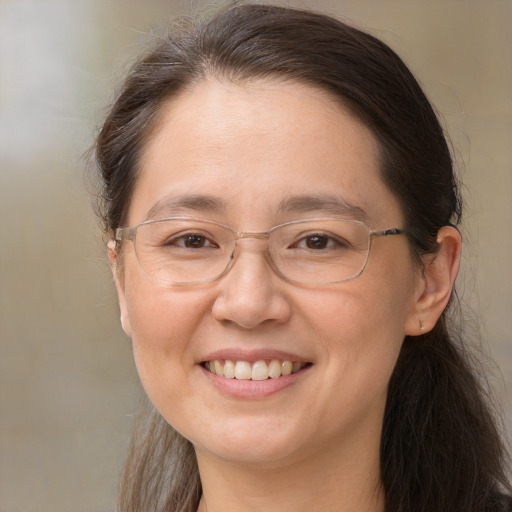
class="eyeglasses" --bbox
[115,217,406,286]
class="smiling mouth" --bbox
[203,359,310,380]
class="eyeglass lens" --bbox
[131,218,371,286]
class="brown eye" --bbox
[304,235,329,249]
[183,235,208,248]
[165,233,218,249]
[292,233,349,251]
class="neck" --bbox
[195,434,385,512]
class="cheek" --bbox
[303,263,417,386]
[123,273,210,393]
[306,289,407,373]
[308,269,413,338]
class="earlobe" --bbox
[405,226,462,336]
[107,241,132,338]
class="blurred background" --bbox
[0,1,510,511]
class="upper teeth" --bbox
[205,359,305,380]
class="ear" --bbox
[405,226,462,336]
[108,240,132,337]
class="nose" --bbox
[211,244,292,329]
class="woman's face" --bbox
[113,79,424,467]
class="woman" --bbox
[93,3,511,512]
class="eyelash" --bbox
[157,228,353,252]
[290,233,351,251]
[164,232,218,249]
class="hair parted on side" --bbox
[92,3,511,512]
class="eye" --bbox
[292,233,350,251]
[302,234,330,250]
[165,232,218,249]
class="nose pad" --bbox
[211,244,291,329]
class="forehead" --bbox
[129,79,403,228]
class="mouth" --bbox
[202,359,311,380]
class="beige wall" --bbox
[1,1,510,510]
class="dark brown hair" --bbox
[94,3,511,511]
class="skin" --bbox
[110,79,461,512]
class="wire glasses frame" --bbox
[115,217,407,286]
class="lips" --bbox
[203,359,309,380]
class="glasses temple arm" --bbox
[370,227,407,238]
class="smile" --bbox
[203,359,309,380]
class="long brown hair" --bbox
[93,4,511,511]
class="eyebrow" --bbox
[145,194,226,221]
[144,192,368,223]
[278,194,369,222]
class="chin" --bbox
[189,417,309,466]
